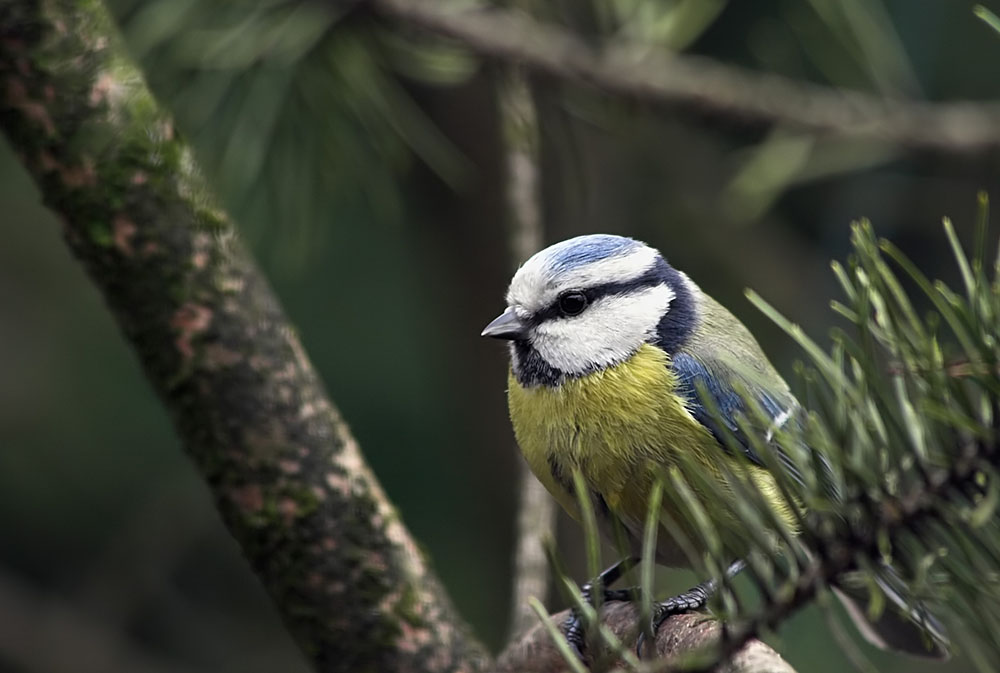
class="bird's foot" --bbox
[635,559,746,659]
[635,584,712,658]
[562,558,639,660]
[562,610,588,661]
[562,588,638,659]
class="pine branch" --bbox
[366,0,1000,153]
[688,434,997,673]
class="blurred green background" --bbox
[3,1,1000,671]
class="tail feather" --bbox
[834,565,949,660]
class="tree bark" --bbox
[497,606,797,673]
[0,2,486,672]
[0,2,798,672]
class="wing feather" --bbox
[670,350,816,491]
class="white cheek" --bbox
[531,284,675,374]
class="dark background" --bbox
[3,1,1000,671]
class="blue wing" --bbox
[671,355,940,654]
[670,351,811,489]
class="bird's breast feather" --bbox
[507,344,717,518]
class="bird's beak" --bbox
[481,307,528,340]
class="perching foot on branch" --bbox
[563,557,640,659]
[636,559,747,659]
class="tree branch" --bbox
[368,0,1000,153]
[496,605,797,673]
[0,2,486,672]
[498,47,558,639]
[675,435,998,673]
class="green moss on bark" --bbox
[0,2,488,671]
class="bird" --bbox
[481,233,948,660]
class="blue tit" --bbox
[482,234,948,659]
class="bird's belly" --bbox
[507,345,719,563]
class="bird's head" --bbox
[482,234,696,386]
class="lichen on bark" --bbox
[0,1,486,671]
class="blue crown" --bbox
[544,234,642,273]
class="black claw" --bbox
[560,558,640,659]
[635,629,650,659]
[562,610,588,661]
[635,560,746,659]
[635,588,710,658]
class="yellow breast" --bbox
[507,343,794,561]
[508,345,711,520]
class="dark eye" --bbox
[558,291,588,316]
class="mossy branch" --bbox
[0,2,486,671]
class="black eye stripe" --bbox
[531,258,670,324]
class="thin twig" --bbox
[498,52,558,637]
[368,0,1000,153]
